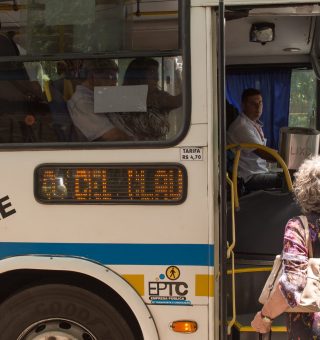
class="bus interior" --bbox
[225,3,320,339]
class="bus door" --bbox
[223,1,320,339]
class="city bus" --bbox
[0,0,319,339]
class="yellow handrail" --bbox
[225,144,291,334]
[226,143,293,209]
[226,174,235,258]
[226,173,236,334]
[227,250,236,335]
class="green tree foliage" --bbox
[289,69,316,128]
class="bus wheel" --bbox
[0,284,136,340]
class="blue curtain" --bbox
[226,69,291,149]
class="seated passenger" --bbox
[67,60,130,141]
[226,100,239,129]
[8,31,44,100]
[227,88,282,192]
[109,57,182,141]
[47,61,74,141]
[0,32,47,143]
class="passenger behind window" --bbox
[226,100,239,130]
[45,61,74,142]
[8,31,44,101]
[109,57,182,141]
[0,32,48,143]
[67,59,131,141]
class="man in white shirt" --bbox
[67,59,130,141]
[227,88,282,191]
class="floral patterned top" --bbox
[279,214,320,339]
[109,89,181,141]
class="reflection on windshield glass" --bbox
[0,0,179,55]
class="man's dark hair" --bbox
[241,88,261,103]
[123,58,159,86]
[82,59,118,78]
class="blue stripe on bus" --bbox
[0,243,214,266]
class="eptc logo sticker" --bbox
[148,266,191,305]
[166,266,180,280]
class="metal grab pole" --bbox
[218,0,227,338]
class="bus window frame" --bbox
[0,0,191,151]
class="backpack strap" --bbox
[299,215,313,258]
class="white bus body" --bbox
[0,0,319,339]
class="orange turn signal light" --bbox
[170,320,198,333]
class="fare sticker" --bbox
[180,147,203,161]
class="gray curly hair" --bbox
[293,155,320,214]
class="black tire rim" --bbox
[17,318,97,340]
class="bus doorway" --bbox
[224,3,320,339]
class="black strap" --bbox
[299,215,312,258]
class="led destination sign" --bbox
[35,164,187,204]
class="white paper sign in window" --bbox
[94,85,148,113]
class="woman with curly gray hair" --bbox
[251,155,320,338]
[294,156,320,214]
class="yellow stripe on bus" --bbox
[195,274,214,297]
[234,321,287,332]
[121,270,269,298]
[122,274,145,296]
[227,267,272,275]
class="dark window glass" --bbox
[0,0,186,146]
[1,0,179,55]
[0,56,183,143]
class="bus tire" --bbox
[0,283,136,339]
